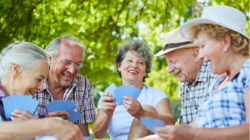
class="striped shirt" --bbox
[34,74,96,124]
[196,59,249,128]
[179,62,218,124]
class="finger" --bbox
[123,100,133,106]
[11,116,20,121]
[104,102,117,107]
[48,111,70,118]
[103,106,116,111]
[102,92,112,97]
[123,103,132,112]
[123,96,133,101]
[102,96,115,102]
[13,110,36,119]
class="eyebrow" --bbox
[63,59,82,63]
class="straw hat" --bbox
[155,28,198,56]
[180,5,249,40]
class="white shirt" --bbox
[97,85,168,140]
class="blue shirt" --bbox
[196,59,250,128]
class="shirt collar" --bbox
[183,62,211,86]
[43,76,79,91]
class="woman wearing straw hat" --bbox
[138,5,249,140]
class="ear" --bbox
[118,64,121,72]
[222,34,232,52]
[12,63,21,78]
[192,48,200,63]
[48,55,53,64]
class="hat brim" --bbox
[155,43,198,56]
[180,18,250,40]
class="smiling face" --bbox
[118,51,147,85]
[14,60,49,96]
[164,48,201,84]
[49,40,83,87]
[196,31,226,75]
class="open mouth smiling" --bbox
[128,70,138,74]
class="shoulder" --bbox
[240,59,250,74]
[142,85,168,98]
[75,74,91,85]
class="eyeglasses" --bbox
[59,60,83,70]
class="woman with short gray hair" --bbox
[93,39,175,140]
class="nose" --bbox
[38,80,44,92]
[167,64,175,73]
[131,62,138,68]
[68,64,76,74]
[198,50,204,60]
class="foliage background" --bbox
[0,0,249,139]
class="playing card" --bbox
[65,99,76,111]
[67,110,82,122]
[46,100,66,112]
[140,117,165,133]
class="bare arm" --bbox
[124,97,175,125]
[0,118,83,140]
[141,98,175,125]
[77,123,90,136]
[92,92,117,139]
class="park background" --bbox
[0,0,249,139]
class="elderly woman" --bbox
[0,41,83,140]
[139,5,249,140]
[0,41,50,121]
[92,39,175,140]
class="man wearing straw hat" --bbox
[155,28,217,125]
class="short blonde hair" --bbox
[188,24,249,56]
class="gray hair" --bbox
[0,41,49,80]
[114,39,153,82]
[45,34,86,59]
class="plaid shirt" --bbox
[34,74,96,124]
[0,84,48,121]
[196,59,249,128]
[179,62,218,124]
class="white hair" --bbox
[45,34,85,59]
[0,41,50,80]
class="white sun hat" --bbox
[180,5,249,40]
[155,28,198,56]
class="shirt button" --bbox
[194,107,197,110]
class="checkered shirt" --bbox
[196,59,250,128]
[34,74,96,124]
[179,62,218,124]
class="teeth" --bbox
[129,71,138,74]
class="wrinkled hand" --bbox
[48,118,83,140]
[11,110,37,121]
[48,111,70,119]
[101,92,117,117]
[123,96,144,119]
[155,124,194,140]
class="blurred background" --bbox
[0,0,249,139]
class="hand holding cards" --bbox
[2,94,39,119]
[104,83,141,105]
[46,99,82,122]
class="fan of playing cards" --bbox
[105,83,141,105]
[2,94,39,119]
[46,99,82,122]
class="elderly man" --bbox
[155,28,217,124]
[34,34,95,136]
